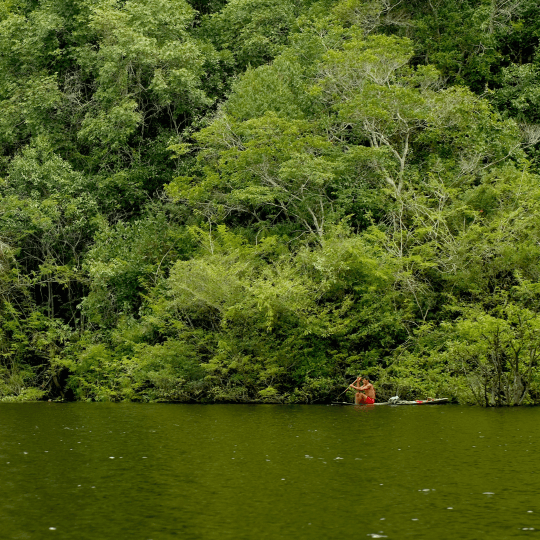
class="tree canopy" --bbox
[2,0,540,405]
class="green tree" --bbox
[200,0,300,72]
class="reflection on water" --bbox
[0,402,539,539]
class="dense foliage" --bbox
[2,0,540,405]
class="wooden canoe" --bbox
[331,398,449,406]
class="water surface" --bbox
[1,403,538,539]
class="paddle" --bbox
[336,377,361,399]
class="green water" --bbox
[0,403,539,539]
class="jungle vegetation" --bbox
[2,0,540,406]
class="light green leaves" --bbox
[446,300,540,406]
[77,0,211,151]
[169,112,338,236]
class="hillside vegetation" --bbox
[2,0,540,405]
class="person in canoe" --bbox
[349,377,376,405]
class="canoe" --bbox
[331,398,449,406]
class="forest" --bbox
[1,0,540,406]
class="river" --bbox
[0,402,538,539]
